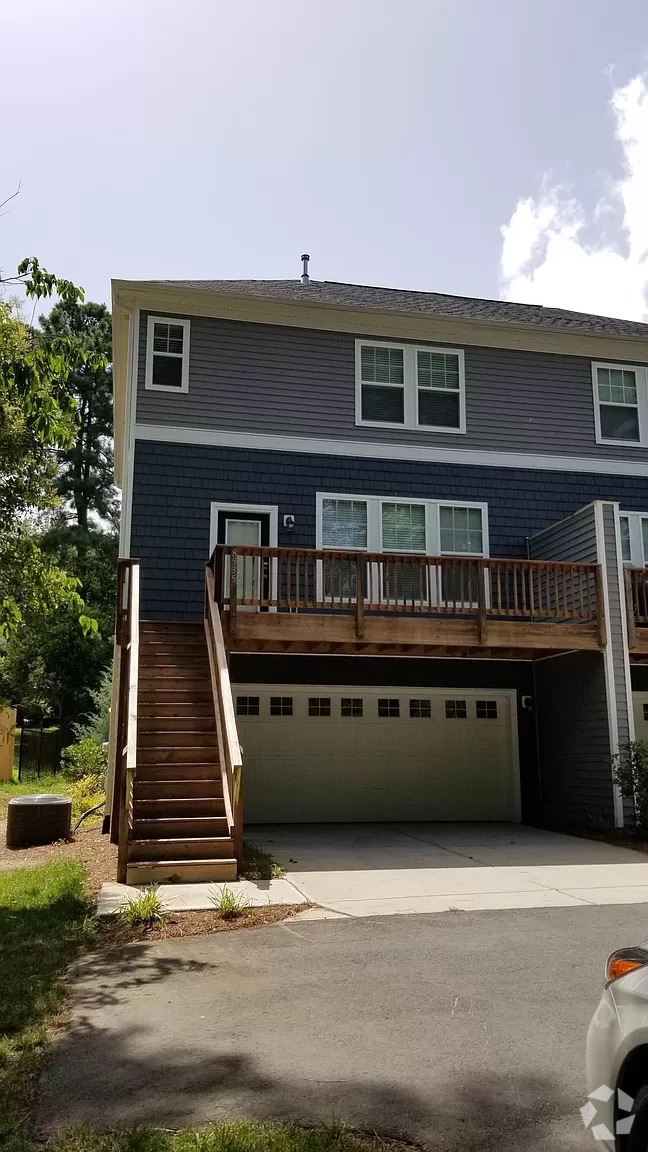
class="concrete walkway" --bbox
[100,823,648,918]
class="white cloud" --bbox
[499,75,648,320]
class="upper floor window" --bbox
[593,363,648,446]
[145,316,190,393]
[356,341,465,434]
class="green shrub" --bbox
[118,886,166,927]
[613,740,648,834]
[66,775,105,822]
[60,738,107,782]
[208,884,249,919]
[74,665,113,744]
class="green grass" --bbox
[241,841,285,880]
[0,859,101,1152]
[0,770,104,823]
[43,1120,398,1152]
[118,886,166,927]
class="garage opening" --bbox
[233,685,520,823]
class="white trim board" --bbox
[119,309,140,558]
[208,502,279,555]
[613,504,636,756]
[133,422,648,478]
[594,500,625,828]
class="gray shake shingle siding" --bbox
[534,652,616,828]
[136,312,648,462]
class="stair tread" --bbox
[128,860,236,868]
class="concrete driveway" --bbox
[37,904,648,1149]
[246,822,648,916]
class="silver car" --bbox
[587,945,648,1149]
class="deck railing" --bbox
[626,568,648,646]
[210,545,604,641]
[111,558,140,883]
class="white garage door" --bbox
[633,693,648,741]
[234,685,520,823]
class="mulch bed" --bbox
[104,904,304,944]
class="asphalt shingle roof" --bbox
[154,278,648,339]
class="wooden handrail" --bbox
[111,558,140,883]
[205,565,244,869]
[628,566,648,626]
[208,543,602,632]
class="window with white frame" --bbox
[145,316,190,392]
[319,494,487,557]
[317,493,488,603]
[593,363,648,445]
[356,341,465,432]
[619,512,648,566]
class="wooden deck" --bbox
[213,545,605,659]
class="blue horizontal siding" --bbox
[131,440,648,619]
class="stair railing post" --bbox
[229,548,238,637]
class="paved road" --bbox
[37,905,647,1150]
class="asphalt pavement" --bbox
[37,905,647,1150]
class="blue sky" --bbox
[2,0,648,317]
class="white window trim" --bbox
[316,492,489,556]
[355,340,466,435]
[592,361,648,447]
[619,510,648,567]
[145,315,191,394]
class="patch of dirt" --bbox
[0,821,116,897]
[103,903,307,944]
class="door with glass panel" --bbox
[217,510,271,610]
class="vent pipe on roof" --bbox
[301,253,310,285]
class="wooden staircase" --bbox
[127,621,237,884]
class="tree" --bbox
[39,300,117,530]
[0,530,117,735]
[0,258,100,638]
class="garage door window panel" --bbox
[445,700,467,718]
[410,699,432,718]
[378,698,400,717]
[270,697,293,716]
[308,698,331,717]
[341,698,363,717]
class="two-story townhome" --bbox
[107,263,648,884]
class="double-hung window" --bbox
[145,316,190,392]
[318,493,488,605]
[321,497,368,599]
[593,363,647,445]
[356,341,465,432]
[439,505,484,604]
[619,512,648,567]
[381,501,427,601]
